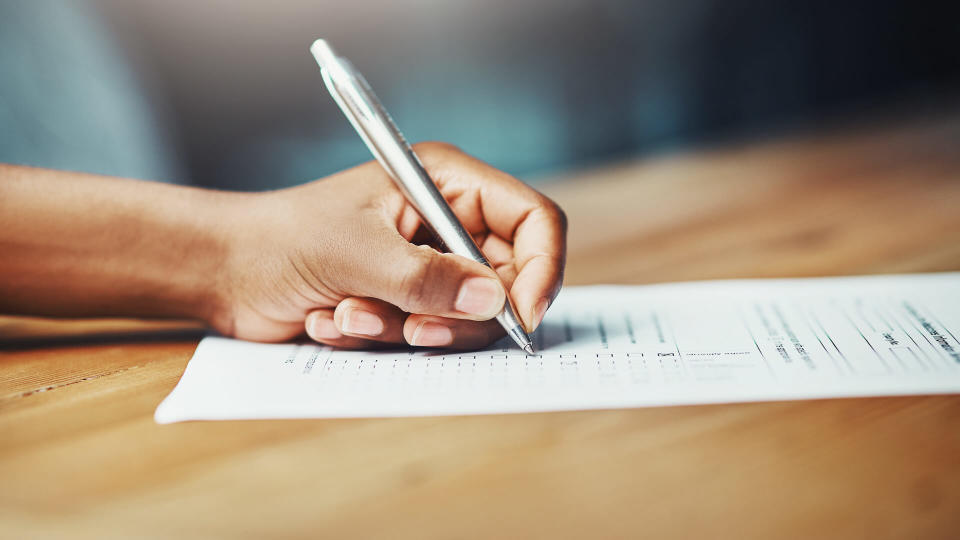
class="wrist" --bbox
[193,190,258,336]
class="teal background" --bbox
[1,0,957,189]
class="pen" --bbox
[309,39,535,354]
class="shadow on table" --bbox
[0,318,207,351]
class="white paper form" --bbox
[155,273,960,423]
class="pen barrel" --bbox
[313,41,529,338]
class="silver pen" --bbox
[310,39,535,354]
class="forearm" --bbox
[0,164,239,324]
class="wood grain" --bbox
[2,111,960,539]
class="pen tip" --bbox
[523,344,535,355]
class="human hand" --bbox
[216,143,566,349]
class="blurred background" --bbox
[1,0,957,189]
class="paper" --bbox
[155,273,960,423]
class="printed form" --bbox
[155,273,960,423]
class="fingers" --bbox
[305,300,406,347]
[509,206,566,332]
[334,298,404,343]
[315,142,563,341]
[304,299,504,350]
[414,142,567,332]
[403,314,503,349]
[357,234,507,322]
[304,309,391,349]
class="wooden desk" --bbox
[3,112,960,539]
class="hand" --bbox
[217,142,566,349]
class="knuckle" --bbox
[412,141,461,157]
[540,196,568,232]
[411,142,462,174]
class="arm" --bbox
[0,163,236,328]
[0,143,567,349]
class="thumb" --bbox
[355,236,506,321]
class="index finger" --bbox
[416,143,567,332]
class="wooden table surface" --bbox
[3,111,960,539]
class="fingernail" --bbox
[411,321,454,347]
[533,297,550,330]
[311,315,341,339]
[455,277,504,317]
[341,309,385,337]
